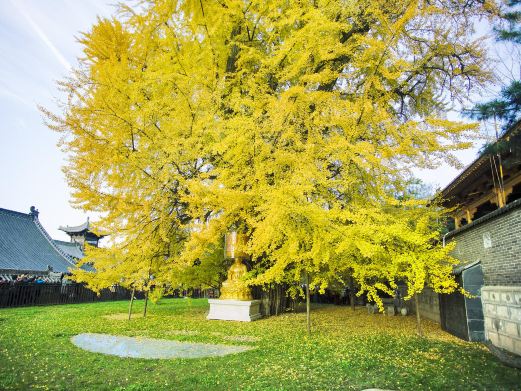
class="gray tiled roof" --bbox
[53,240,84,260]
[0,208,76,273]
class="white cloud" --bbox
[9,0,72,71]
[0,81,33,108]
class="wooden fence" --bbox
[0,283,131,308]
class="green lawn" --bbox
[0,299,519,390]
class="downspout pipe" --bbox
[442,232,450,247]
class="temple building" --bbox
[442,122,521,228]
[58,218,105,249]
[0,207,105,278]
[0,207,75,276]
[417,120,521,360]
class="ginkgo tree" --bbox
[45,0,497,329]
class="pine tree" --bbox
[467,0,521,127]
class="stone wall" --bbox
[413,287,440,323]
[482,286,521,355]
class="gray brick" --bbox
[450,206,521,285]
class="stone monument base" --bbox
[207,299,262,322]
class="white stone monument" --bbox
[207,299,262,322]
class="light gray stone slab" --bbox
[483,286,521,356]
[71,333,253,359]
[207,299,262,321]
[497,305,509,318]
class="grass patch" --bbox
[0,299,519,390]
[103,313,145,321]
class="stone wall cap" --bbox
[208,299,262,305]
[453,260,480,275]
[481,286,521,291]
[445,197,521,240]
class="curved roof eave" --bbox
[59,220,89,234]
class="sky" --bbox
[0,0,115,240]
[0,1,510,240]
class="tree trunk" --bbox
[305,273,311,336]
[349,276,356,311]
[415,293,423,337]
[264,285,271,316]
[128,288,135,320]
[275,285,280,316]
[143,290,149,318]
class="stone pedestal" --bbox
[207,299,262,322]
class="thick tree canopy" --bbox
[45,0,497,305]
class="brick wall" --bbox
[446,199,521,286]
[393,201,520,348]
[446,199,521,355]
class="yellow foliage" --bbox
[44,0,496,302]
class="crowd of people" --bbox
[0,273,64,285]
